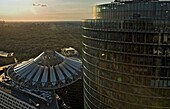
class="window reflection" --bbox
[83,1,170,109]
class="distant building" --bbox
[61,47,79,57]
[82,0,170,109]
[0,51,14,58]
[0,19,5,26]
[0,51,15,73]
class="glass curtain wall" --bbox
[82,1,170,109]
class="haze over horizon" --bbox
[0,0,111,22]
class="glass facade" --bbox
[0,90,37,109]
[82,1,170,109]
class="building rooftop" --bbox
[96,0,169,6]
[0,51,14,58]
[7,50,82,90]
[61,47,79,57]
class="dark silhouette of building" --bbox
[60,47,83,109]
[82,0,170,109]
[66,79,83,109]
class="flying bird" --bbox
[41,4,47,7]
[33,4,47,7]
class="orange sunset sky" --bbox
[0,0,111,21]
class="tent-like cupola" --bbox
[7,51,82,90]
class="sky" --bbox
[0,0,111,21]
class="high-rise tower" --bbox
[82,0,170,109]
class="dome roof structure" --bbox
[7,51,82,90]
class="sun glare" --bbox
[0,0,110,21]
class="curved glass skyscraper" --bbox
[82,0,170,109]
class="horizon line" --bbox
[5,20,82,22]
